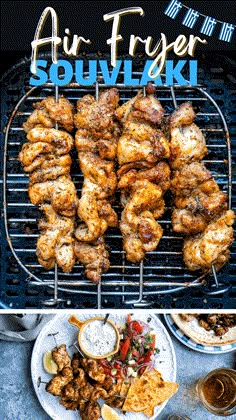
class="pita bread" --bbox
[171,314,236,346]
[122,369,178,414]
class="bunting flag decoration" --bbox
[200,16,217,37]
[182,8,199,28]
[219,22,235,42]
[164,0,235,43]
[164,0,183,19]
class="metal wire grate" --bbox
[2,70,234,309]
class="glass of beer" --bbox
[196,368,236,416]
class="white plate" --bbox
[31,313,177,420]
[164,314,236,354]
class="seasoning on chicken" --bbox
[169,102,234,273]
[23,96,74,133]
[29,175,78,218]
[36,205,75,272]
[46,348,118,418]
[74,88,120,281]
[171,162,227,234]
[63,383,80,401]
[51,344,72,372]
[59,398,79,410]
[81,402,101,420]
[71,353,82,375]
[116,84,170,263]
[119,180,164,262]
[74,237,109,283]
[105,379,126,409]
[75,152,117,242]
[117,161,171,192]
[80,358,106,383]
[169,102,207,169]
[46,367,74,396]
[183,210,235,271]
[19,98,78,273]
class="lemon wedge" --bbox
[43,351,58,374]
[101,404,122,420]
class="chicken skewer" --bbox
[46,345,122,419]
[169,96,235,272]
[19,95,78,273]
[74,88,120,282]
[116,83,170,263]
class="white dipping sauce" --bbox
[81,320,117,356]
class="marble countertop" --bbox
[0,315,235,420]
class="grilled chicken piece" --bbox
[79,152,117,199]
[75,127,119,160]
[169,101,196,128]
[37,204,75,272]
[76,199,117,242]
[63,383,80,401]
[74,238,110,282]
[172,163,227,216]
[23,96,74,132]
[18,128,74,170]
[27,127,74,151]
[60,398,79,410]
[183,210,235,271]
[91,387,109,400]
[80,359,106,383]
[29,154,72,184]
[120,180,164,262]
[172,208,208,234]
[74,89,119,136]
[116,89,165,125]
[52,344,72,372]
[80,383,94,401]
[36,96,74,132]
[169,102,207,169]
[29,175,78,217]
[171,151,227,234]
[75,152,118,242]
[116,91,168,166]
[118,161,171,192]
[71,353,82,375]
[46,348,116,417]
[74,89,120,161]
[171,162,212,194]
[117,128,169,166]
[170,123,207,169]
[18,142,54,169]
[104,380,126,409]
[46,367,74,396]
[22,108,54,133]
[73,369,87,388]
[180,314,199,321]
[80,402,101,420]
[175,180,227,216]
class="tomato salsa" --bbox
[99,315,159,379]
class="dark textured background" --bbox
[1,0,236,75]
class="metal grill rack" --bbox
[2,71,234,309]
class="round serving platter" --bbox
[31,313,177,420]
